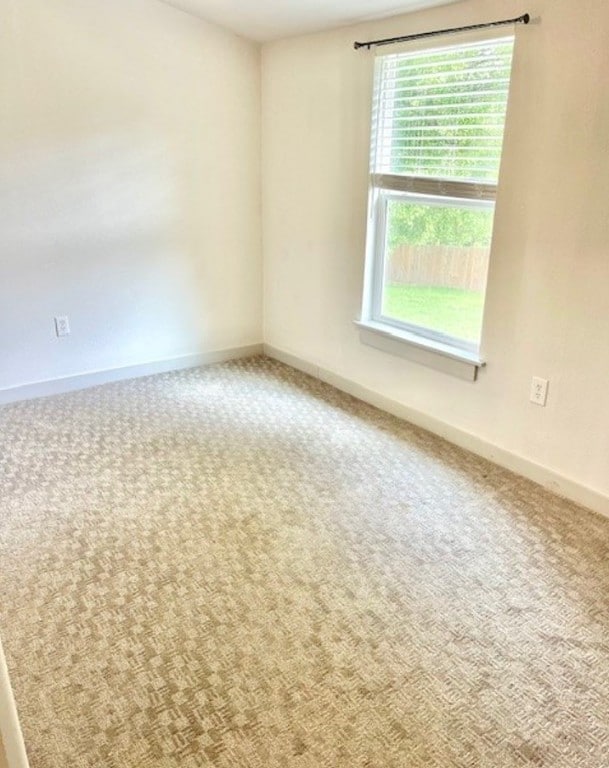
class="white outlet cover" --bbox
[530,376,549,407]
[54,316,70,337]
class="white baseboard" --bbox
[6,339,603,515]
[0,344,264,406]
[264,343,609,520]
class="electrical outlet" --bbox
[54,315,70,338]
[530,376,549,407]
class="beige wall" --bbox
[262,0,609,503]
[0,0,262,391]
[0,637,28,768]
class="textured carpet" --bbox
[1,356,608,768]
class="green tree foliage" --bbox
[387,201,493,251]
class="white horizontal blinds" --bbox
[371,37,515,185]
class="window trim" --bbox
[354,319,484,382]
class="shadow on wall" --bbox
[0,132,208,388]
[1,0,261,392]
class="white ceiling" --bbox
[157,0,464,43]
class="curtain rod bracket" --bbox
[354,13,530,51]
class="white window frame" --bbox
[358,32,515,375]
[366,188,494,356]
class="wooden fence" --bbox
[386,245,489,291]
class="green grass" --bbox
[383,284,485,342]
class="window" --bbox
[360,35,515,363]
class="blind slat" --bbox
[378,83,511,97]
[371,38,515,184]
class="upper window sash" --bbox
[370,36,515,186]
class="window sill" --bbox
[354,319,485,381]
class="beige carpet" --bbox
[1,356,608,767]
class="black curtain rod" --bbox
[354,13,530,50]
